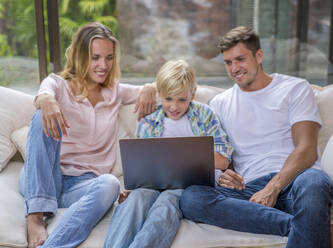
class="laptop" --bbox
[119,136,215,190]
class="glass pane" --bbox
[0,0,40,94]
[117,0,333,86]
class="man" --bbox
[180,26,333,248]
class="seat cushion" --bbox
[0,87,35,171]
[314,85,333,155]
[0,160,26,248]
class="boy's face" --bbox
[160,89,196,120]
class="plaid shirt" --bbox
[136,101,233,162]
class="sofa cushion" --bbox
[11,126,29,161]
[46,204,288,248]
[321,134,333,179]
[0,87,35,172]
[194,85,225,103]
[0,161,26,247]
[314,85,333,155]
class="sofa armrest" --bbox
[321,135,333,179]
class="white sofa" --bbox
[1,83,333,248]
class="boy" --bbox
[104,59,233,248]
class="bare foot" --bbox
[27,213,48,248]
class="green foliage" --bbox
[59,0,118,65]
[0,0,118,64]
[79,0,108,14]
[0,0,37,57]
[0,34,13,56]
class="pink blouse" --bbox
[37,73,142,176]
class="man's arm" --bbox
[249,121,320,207]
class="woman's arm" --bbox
[134,83,156,120]
[119,82,157,120]
[35,93,70,140]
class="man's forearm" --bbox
[266,142,318,194]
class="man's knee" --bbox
[293,169,333,207]
[295,169,333,193]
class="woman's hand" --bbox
[118,190,131,203]
[35,93,70,140]
[218,169,245,190]
[134,83,156,120]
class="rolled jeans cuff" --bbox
[25,196,58,217]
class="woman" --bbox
[19,22,155,248]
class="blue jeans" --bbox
[180,169,333,248]
[19,110,120,248]
[104,188,183,248]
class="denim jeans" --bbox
[104,188,183,248]
[180,169,333,248]
[19,110,120,248]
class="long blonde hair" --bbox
[60,22,121,100]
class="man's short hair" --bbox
[218,26,261,55]
[157,60,196,97]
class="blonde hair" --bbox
[60,22,121,100]
[157,60,196,97]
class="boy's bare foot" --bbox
[27,213,48,248]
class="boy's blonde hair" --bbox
[157,60,196,97]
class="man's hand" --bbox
[36,94,70,140]
[218,169,245,190]
[118,190,131,203]
[249,184,280,207]
[134,83,156,120]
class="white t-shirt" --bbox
[162,115,194,137]
[210,73,322,183]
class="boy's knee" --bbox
[155,189,182,206]
[130,188,159,202]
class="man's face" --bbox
[223,42,263,91]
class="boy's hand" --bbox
[218,169,245,190]
[134,83,156,120]
[118,190,131,203]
